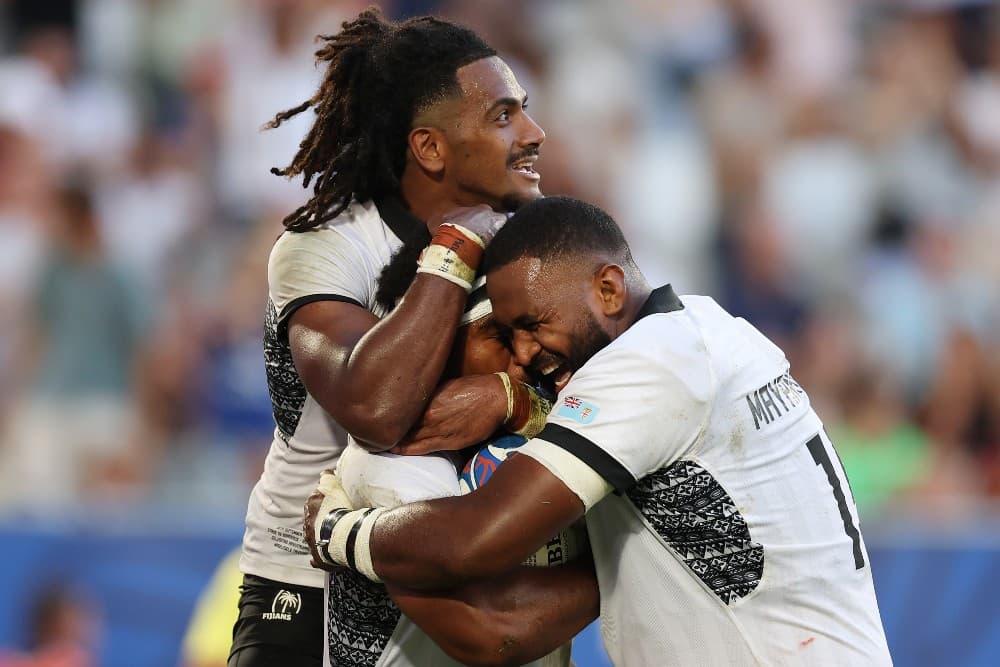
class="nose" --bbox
[512,330,540,369]
[520,111,545,148]
[505,355,530,384]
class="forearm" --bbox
[334,273,467,445]
[387,559,599,667]
[369,459,584,588]
[291,272,473,448]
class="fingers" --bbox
[303,470,355,572]
[440,206,508,244]
[389,441,436,456]
[390,435,466,456]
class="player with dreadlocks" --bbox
[230,7,554,666]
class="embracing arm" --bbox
[289,276,488,449]
[371,454,590,589]
[388,558,598,667]
[288,209,509,451]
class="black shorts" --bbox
[228,574,324,667]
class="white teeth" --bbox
[540,363,560,376]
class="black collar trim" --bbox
[636,284,684,320]
[374,196,426,243]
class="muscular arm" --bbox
[289,275,506,450]
[371,454,587,589]
[286,205,509,451]
[387,559,599,667]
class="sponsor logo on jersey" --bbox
[263,590,302,621]
[558,396,599,424]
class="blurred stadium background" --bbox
[0,0,999,665]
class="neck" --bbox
[400,169,465,231]
[618,277,652,336]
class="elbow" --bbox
[316,399,411,452]
[439,614,536,667]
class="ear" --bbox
[592,264,627,318]
[407,126,447,175]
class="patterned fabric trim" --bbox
[628,460,764,604]
[327,570,401,666]
[264,298,308,441]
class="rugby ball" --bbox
[459,433,526,493]
[458,433,587,567]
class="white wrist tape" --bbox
[416,263,474,291]
[353,508,384,582]
[318,506,387,582]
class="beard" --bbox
[499,189,541,213]
[566,309,613,372]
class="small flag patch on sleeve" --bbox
[558,396,599,424]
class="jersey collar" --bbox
[636,284,684,320]
[375,195,427,244]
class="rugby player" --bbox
[232,8,551,666]
[308,196,894,666]
[323,259,590,666]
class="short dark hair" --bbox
[268,7,496,231]
[482,196,634,273]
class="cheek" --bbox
[463,341,513,376]
[460,134,510,172]
[534,330,567,355]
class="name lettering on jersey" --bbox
[558,396,599,424]
[745,372,806,430]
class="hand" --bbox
[437,205,507,245]
[391,374,508,455]
[303,469,354,571]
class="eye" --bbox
[496,109,510,122]
[493,333,513,351]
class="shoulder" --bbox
[268,201,392,271]
[567,302,716,403]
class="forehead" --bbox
[487,257,552,320]
[455,56,524,110]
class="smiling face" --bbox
[435,56,546,211]
[487,256,613,393]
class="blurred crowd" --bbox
[0,0,998,526]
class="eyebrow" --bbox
[486,94,527,117]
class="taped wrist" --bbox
[496,372,553,439]
[316,506,387,582]
[416,223,485,292]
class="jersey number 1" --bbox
[807,434,865,570]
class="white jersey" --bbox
[329,441,569,667]
[240,198,422,588]
[519,286,892,666]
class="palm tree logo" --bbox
[272,590,302,615]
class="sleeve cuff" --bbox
[534,423,636,494]
[517,438,614,511]
[278,293,365,329]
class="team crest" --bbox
[263,589,301,621]
[558,396,599,424]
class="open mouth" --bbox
[539,361,573,394]
[510,155,540,180]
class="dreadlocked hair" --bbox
[373,224,431,313]
[267,6,496,232]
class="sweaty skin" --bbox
[325,307,597,666]
[290,56,545,451]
